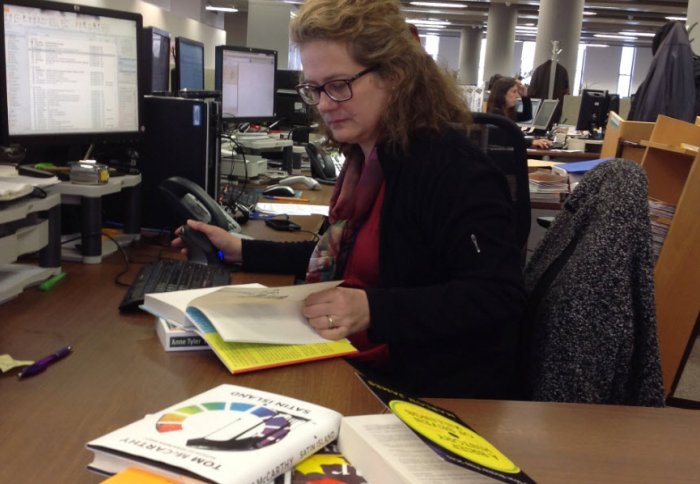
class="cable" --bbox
[99,231,132,287]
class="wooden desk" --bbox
[2,193,699,483]
[527,148,600,161]
[431,399,700,483]
[0,241,383,483]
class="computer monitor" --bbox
[531,99,559,132]
[0,0,143,150]
[142,26,170,94]
[576,89,608,131]
[517,98,542,127]
[215,45,277,123]
[173,36,204,92]
[275,69,310,128]
[606,93,620,122]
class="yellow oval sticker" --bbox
[390,400,520,474]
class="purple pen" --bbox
[17,346,72,379]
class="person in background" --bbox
[487,76,552,149]
[174,0,526,399]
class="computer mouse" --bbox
[263,184,296,197]
[178,225,223,266]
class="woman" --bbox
[175,0,526,398]
[488,76,552,149]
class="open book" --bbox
[86,384,343,484]
[144,282,357,374]
[143,281,341,345]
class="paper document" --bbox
[255,202,329,217]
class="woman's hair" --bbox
[487,76,518,121]
[289,0,471,154]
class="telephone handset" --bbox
[305,143,337,183]
[158,176,242,233]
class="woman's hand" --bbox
[531,138,552,149]
[302,287,370,340]
[172,219,243,263]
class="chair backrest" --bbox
[521,158,665,406]
[469,112,531,263]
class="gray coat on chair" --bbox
[523,158,665,407]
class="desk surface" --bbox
[2,197,700,483]
[527,148,601,160]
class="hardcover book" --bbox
[86,384,342,484]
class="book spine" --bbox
[166,334,207,350]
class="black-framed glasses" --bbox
[295,66,378,106]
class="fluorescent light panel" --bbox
[206,5,238,12]
[410,1,467,8]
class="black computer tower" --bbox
[139,96,221,230]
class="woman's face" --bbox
[300,40,390,157]
[505,85,520,109]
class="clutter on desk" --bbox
[528,169,569,202]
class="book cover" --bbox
[156,318,210,352]
[279,443,368,484]
[359,378,534,484]
[86,384,343,484]
[185,309,357,375]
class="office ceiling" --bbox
[213,0,691,48]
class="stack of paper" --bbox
[528,169,569,202]
[649,198,676,262]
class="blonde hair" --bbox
[290,0,471,155]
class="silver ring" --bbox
[327,315,335,330]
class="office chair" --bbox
[469,113,531,264]
[521,158,664,407]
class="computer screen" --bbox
[275,69,310,128]
[517,97,542,126]
[0,0,143,147]
[576,89,608,131]
[532,99,559,131]
[142,26,170,93]
[215,45,277,123]
[173,36,204,92]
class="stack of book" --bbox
[146,281,357,374]
[87,382,533,483]
[648,198,676,262]
[528,169,569,203]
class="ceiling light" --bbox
[666,16,687,21]
[407,18,451,27]
[594,33,637,40]
[410,2,468,8]
[206,4,238,12]
[583,44,609,48]
[583,11,597,16]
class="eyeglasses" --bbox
[295,66,378,106]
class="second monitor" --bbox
[215,45,277,124]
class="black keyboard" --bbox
[119,260,230,312]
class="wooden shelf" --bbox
[640,115,700,396]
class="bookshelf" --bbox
[640,115,700,396]
[600,111,655,164]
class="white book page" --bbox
[189,280,342,344]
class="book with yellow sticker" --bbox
[340,377,535,484]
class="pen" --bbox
[262,195,310,203]
[17,345,72,379]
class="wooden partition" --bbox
[600,111,655,163]
[640,115,700,396]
